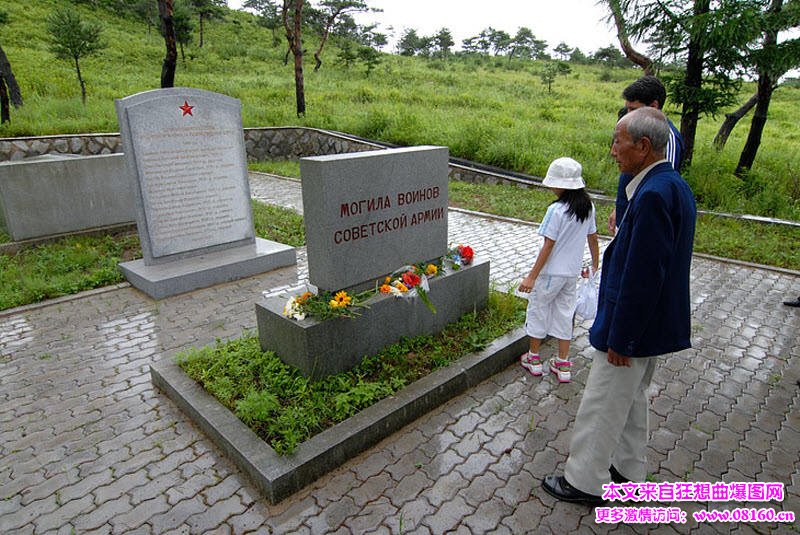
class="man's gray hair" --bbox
[622,107,670,154]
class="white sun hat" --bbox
[542,157,586,190]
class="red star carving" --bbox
[179,100,194,116]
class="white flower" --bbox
[283,297,306,321]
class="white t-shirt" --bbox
[538,201,597,277]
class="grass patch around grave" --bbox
[0,200,303,311]
[250,200,305,247]
[249,160,301,179]
[0,230,140,310]
[176,288,526,455]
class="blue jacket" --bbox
[590,161,696,357]
[616,118,684,220]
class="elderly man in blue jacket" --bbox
[542,106,697,506]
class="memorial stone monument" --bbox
[256,146,490,379]
[0,153,133,241]
[115,87,295,299]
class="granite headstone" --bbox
[115,87,295,299]
[301,146,449,291]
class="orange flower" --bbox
[379,284,393,294]
[297,291,313,304]
[393,281,409,292]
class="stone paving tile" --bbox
[1,173,798,533]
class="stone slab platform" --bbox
[120,237,296,299]
[150,325,528,504]
[256,258,490,379]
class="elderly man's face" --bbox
[611,121,646,174]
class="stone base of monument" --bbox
[120,238,296,300]
[256,258,490,380]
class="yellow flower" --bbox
[393,282,409,293]
[330,290,352,309]
[425,264,438,276]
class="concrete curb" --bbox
[0,282,131,319]
[150,326,529,504]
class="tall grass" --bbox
[1,0,798,220]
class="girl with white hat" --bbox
[517,157,600,383]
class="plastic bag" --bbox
[575,271,599,320]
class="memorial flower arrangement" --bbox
[379,262,439,313]
[280,244,475,321]
[282,288,368,320]
[447,244,474,268]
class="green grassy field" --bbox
[2,0,799,222]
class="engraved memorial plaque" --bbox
[114,88,296,299]
[116,88,254,264]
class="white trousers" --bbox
[564,350,657,496]
[524,275,576,341]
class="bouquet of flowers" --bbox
[281,288,366,321]
[378,262,440,313]
[445,244,474,270]
[279,245,474,321]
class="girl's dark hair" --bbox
[553,188,592,223]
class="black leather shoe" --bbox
[609,465,630,484]
[542,475,605,506]
[784,296,800,307]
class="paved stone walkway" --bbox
[1,174,799,534]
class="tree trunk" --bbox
[0,44,22,107]
[735,0,782,176]
[158,0,178,88]
[0,77,9,123]
[75,57,86,105]
[679,0,710,167]
[282,0,292,66]
[606,0,654,74]
[735,77,774,176]
[713,92,757,150]
[292,0,305,116]
[313,11,338,72]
